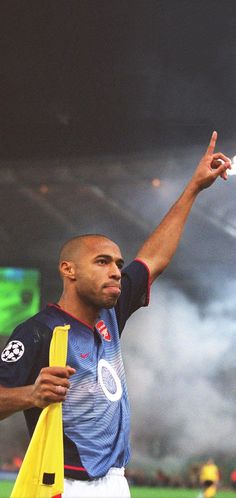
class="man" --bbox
[0,132,231,498]
[199,458,220,498]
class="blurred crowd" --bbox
[0,455,23,472]
[125,459,236,493]
[1,454,236,494]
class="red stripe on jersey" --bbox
[47,303,94,331]
[64,464,86,471]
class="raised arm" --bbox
[136,132,231,283]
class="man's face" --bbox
[70,238,124,309]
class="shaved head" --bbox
[58,233,124,310]
[59,234,117,265]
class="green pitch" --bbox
[131,488,236,498]
[1,482,236,498]
[0,481,13,498]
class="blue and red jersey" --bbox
[0,260,150,479]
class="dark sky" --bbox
[2,0,236,157]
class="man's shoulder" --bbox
[120,258,150,306]
[14,304,75,343]
[12,306,54,340]
[122,258,150,276]
[0,308,53,387]
[113,259,151,335]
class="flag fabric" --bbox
[10,324,70,498]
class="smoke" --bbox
[122,277,236,468]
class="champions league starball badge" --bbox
[1,340,25,362]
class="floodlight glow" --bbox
[228,156,236,175]
[152,178,161,188]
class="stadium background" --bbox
[1,0,236,494]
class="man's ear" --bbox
[59,261,76,280]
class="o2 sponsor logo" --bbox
[98,359,122,402]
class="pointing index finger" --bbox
[206,130,218,155]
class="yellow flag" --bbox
[10,324,70,498]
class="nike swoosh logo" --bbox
[80,353,90,359]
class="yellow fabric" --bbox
[200,464,219,483]
[204,484,217,498]
[10,324,70,498]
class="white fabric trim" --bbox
[63,467,130,498]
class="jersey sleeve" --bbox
[115,258,150,335]
[0,318,51,388]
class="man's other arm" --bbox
[136,132,231,283]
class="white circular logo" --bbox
[1,341,25,363]
[98,359,122,402]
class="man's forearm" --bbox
[0,384,35,420]
[136,182,198,281]
[0,366,76,420]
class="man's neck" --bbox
[57,294,100,329]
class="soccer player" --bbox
[199,459,220,498]
[0,133,231,498]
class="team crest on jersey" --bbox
[1,340,25,363]
[96,320,111,341]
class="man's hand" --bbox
[32,365,76,409]
[189,131,231,192]
[136,131,231,282]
